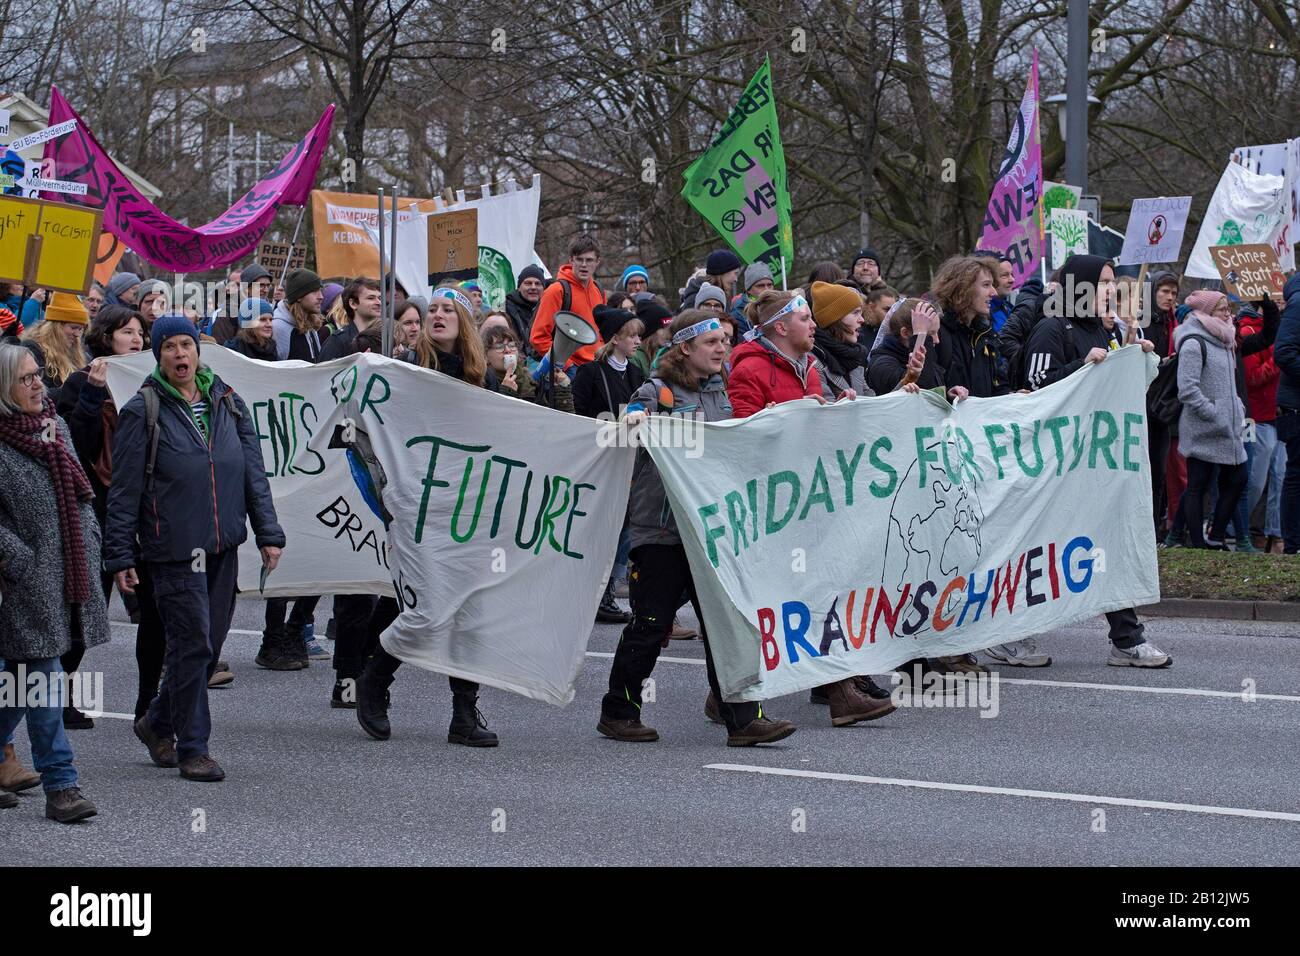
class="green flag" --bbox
[682,57,794,282]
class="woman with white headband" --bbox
[598,310,797,748]
[354,285,499,748]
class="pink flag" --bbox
[41,87,334,272]
[978,52,1042,288]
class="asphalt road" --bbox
[6,596,1300,866]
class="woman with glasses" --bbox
[0,344,107,822]
[482,325,534,401]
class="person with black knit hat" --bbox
[848,248,887,293]
[809,280,871,399]
[631,295,673,377]
[107,315,285,781]
[271,268,328,363]
[679,249,743,314]
[1011,253,1171,670]
[505,264,546,349]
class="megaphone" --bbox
[550,310,598,366]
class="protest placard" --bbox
[255,240,307,275]
[426,208,478,285]
[0,193,102,293]
[1117,196,1192,265]
[1209,244,1286,301]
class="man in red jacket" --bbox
[529,234,606,366]
[726,290,893,727]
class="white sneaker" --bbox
[984,638,1051,667]
[1108,641,1172,668]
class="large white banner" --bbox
[1187,161,1292,277]
[107,350,634,704]
[364,178,544,308]
[642,346,1161,702]
[1231,139,1300,250]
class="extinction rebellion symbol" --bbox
[721,209,746,232]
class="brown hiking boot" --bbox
[933,654,988,675]
[45,787,97,823]
[0,742,41,792]
[727,716,797,747]
[597,716,659,742]
[827,677,896,726]
[179,755,225,782]
[133,716,178,768]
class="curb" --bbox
[1140,598,1300,622]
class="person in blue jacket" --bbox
[105,315,285,782]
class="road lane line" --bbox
[706,763,1300,823]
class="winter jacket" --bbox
[503,289,540,352]
[224,334,280,363]
[935,310,1006,397]
[0,417,109,660]
[57,368,116,525]
[727,338,823,417]
[317,321,368,362]
[811,328,869,399]
[207,309,240,345]
[272,301,327,363]
[1174,317,1247,466]
[728,294,755,338]
[1022,303,1115,392]
[989,296,1011,333]
[678,274,707,314]
[997,275,1046,385]
[625,373,732,549]
[867,333,945,394]
[529,265,606,365]
[571,356,646,419]
[1241,310,1281,424]
[1275,274,1300,412]
[103,367,285,571]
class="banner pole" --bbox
[385,184,398,356]
[276,205,307,292]
[780,255,787,291]
[377,187,388,356]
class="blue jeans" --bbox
[0,657,78,792]
[145,550,239,762]
[1245,422,1287,537]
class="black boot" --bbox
[255,622,297,671]
[356,664,393,740]
[596,581,630,624]
[448,690,499,747]
[283,622,310,669]
[331,678,357,709]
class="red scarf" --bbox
[0,397,94,603]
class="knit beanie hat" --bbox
[619,264,650,290]
[285,268,322,305]
[151,314,200,361]
[517,264,546,286]
[45,292,90,326]
[240,264,272,285]
[594,304,638,342]
[1185,289,1226,316]
[239,297,275,329]
[105,272,141,302]
[705,249,742,276]
[693,282,727,309]
[321,282,345,313]
[136,278,170,301]
[810,281,865,329]
[743,262,774,291]
[635,297,674,330]
[404,295,429,319]
[851,248,881,270]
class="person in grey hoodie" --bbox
[1175,289,1248,549]
[271,269,327,362]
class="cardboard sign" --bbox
[256,240,306,275]
[7,119,78,153]
[426,208,478,285]
[1041,181,1082,214]
[0,194,102,293]
[1049,207,1090,268]
[1209,244,1286,301]
[1117,196,1192,265]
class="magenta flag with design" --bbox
[41,87,334,272]
[978,52,1042,288]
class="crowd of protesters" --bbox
[2,231,1298,821]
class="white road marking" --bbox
[706,763,1300,823]
[83,711,135,721]
[584,651,703,666]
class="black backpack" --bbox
[1147,335,1211,429]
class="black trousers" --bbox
[332,594,378,681]
[1185,457,1247,547]
[1148,420,1171,534]
[264,595,322,632]
[364,597,479,696]
[602,543,759,732]
[1278,409,1300,554]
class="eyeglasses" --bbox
[698,300,724,311]
[572,256,599,266]
[19,370,43,388]
[490,341,518,353]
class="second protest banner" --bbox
[643,346,1161,701]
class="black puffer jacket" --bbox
[935,310,1007,397]
[868,333,946,394]
[224,335,279,362]
[504,289,539,350]
[104,370,284,571]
